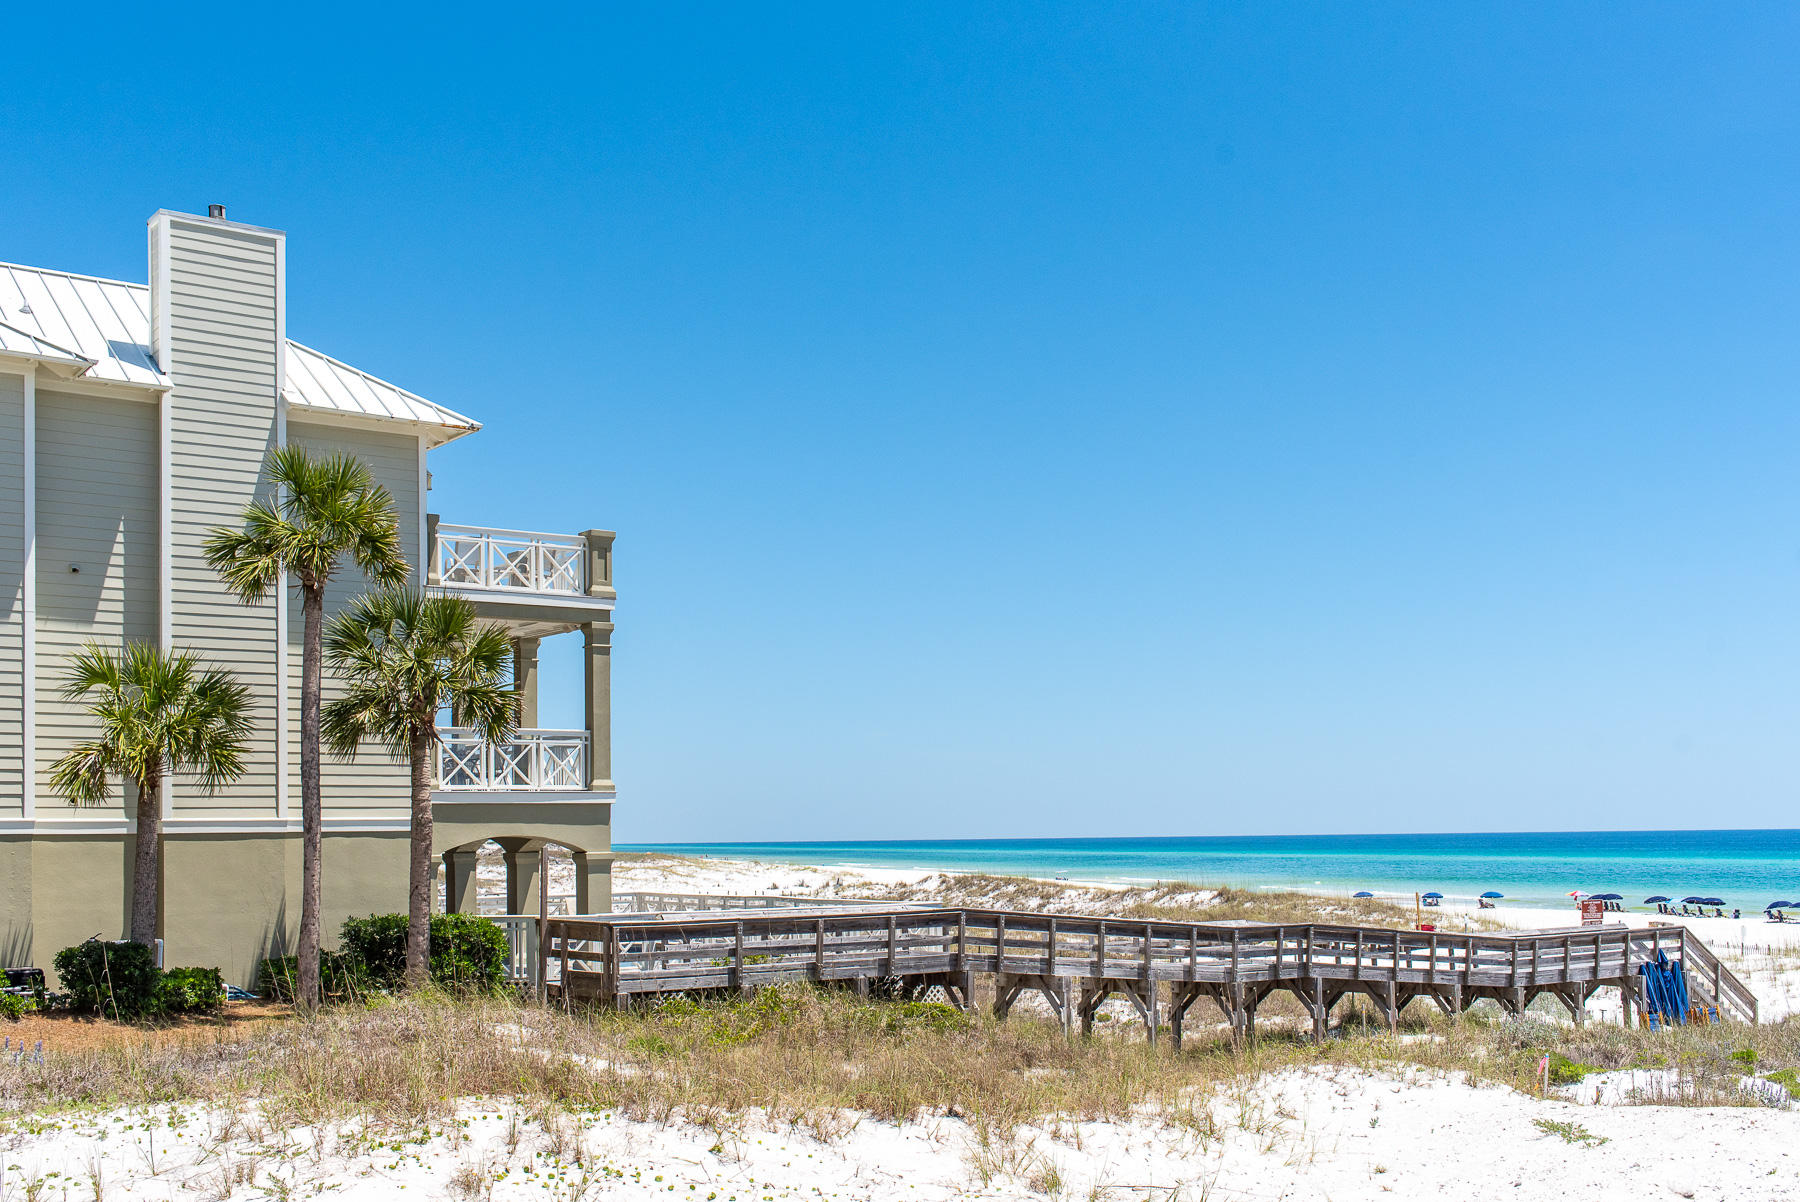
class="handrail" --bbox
[437,726,590,792]
[543,907,1754,1024]
[1676,927,1759,1024]
[434,523,588,595]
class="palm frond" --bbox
[48,642,252,806]
[323,587,515,763]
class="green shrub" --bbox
[0,992,34,1021]
[156,967,225,1015]
[1767,1069,1800,1101]
[257,951,363,1002]
[1546,1051,1600,1085]
[52,941,161,1019]
[338,913,511,991]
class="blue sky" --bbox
[6,6,1799,840]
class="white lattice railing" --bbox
[437,728,590,792]
[435,524,587,596]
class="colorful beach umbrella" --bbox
[1480,891,1504,899]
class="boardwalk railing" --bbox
[540,908,1758,1039]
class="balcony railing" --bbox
[437,728,591,792]
[435,523,587,596]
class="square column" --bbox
[583,620,613,792]
[512,636,540,727]
[503,845,543,916]
[573,851,612,915]
[443,849,479,915]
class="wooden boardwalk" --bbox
[543,908,1757,1043]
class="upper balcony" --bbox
[428,516,615,637]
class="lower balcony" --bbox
[436,727,595,794]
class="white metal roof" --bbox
[0,260,480,443]
[0,319,95,376]
[0,263,162,387]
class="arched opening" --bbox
[436,837,604,916]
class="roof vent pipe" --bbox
[208,204,226,220]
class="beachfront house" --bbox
[0,207,615,987]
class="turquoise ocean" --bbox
[622,830,1800,912]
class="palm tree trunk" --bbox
[129,769,162,946]
[298,585,325,1009]
[405,723,434,989]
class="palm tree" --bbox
[49,643,253,946]
[204,446,409,1007]
[321,588,516,987]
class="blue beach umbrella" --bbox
[1590,893,1623,901]
[1480,891,1504,899]
[1422,892,1444,899]
[1352,891,1374,898]
[1644,896,1671,904]
[1680,896,1708,904]
[1765,901,1796,911]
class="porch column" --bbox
[443,850,479,915]
[583,619,613,792]
[503,844,543,916]
[512,637,540,727]
[573,851,613,915]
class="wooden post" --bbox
[886,914,897,977]
[1142,923,1154,982]
[733,921,745,992]
[1048,917,1058,976]
[558,928,573,1013]
[814,917,826,982]
[1095,921,1106,977]
[1188,927,1199,980]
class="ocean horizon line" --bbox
[622,826,1800,850]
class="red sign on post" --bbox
[1579,899,1606,926]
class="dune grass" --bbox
[5,984,1796,1143]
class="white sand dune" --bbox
[25,851,1792,1199]
[9,1065,1798,1201]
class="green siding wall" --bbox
[33,389,159,815]
[0,374,21,815]
[163,220,282,815]
[286,419,422,816]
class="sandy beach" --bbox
[12,850,1798,1201]
[7,1065,1799,1202]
